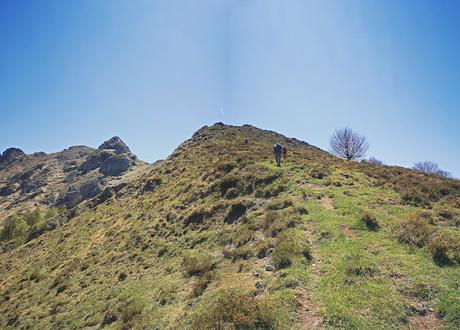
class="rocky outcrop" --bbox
[57,177,102,208]
[79,150,115,173]
[0,184,18,197]
[79,137,137,177]
[100,154,133,176]
[98,136,132,155]
[0,148,26,168]
[0,136,147,224]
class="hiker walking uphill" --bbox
[273,143,283,166]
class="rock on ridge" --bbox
[98,136,132,155]
[0,147,25,163]
[79,137,137,177]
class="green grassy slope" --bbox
[1,123,459,329]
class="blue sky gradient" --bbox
[1,0,459,176]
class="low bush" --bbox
[428,233,451,265]
[310,167,329,179]
[224,187,238,199]
[189,285,286,329]
[0,216,28,241]
[0,207,59,242]
[255,183,286,198]
[294,206,308,215]
[23,208,44,228]
[437,291,460,328]
[452,241,460,265]
[223,246,254,261]
[183,252,214,277]
[219,175,242,195]
[268,198,293,211]
[262,211,299,237]
[255,239,275,258]
[401,189,431,207]
[224,202,247,224]
[398,215,433,247]
[192,271,215,297]
[120,298,144,325]
[262,211,277,230]
[184,207,210,227]
[360,212,380,231]
[215,161,236,174]
[344,255,378,279]
[272,229,311,269]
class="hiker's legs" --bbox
[275,154,281,166]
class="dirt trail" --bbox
[297,226,324,329]
[320,196,334,210]
[403,313,444,330]
[340,224,357,240]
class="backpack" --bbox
[274,144,282,153]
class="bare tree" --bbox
[330,127,369,160]
[367,157,384,165]
[413,161,451,178]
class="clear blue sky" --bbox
[1,0,459,177]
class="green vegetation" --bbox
[0,216,28,241]
[0,207,59,242]
[0,124,459,329]
[272,229,311,269]
[188,283,288,329]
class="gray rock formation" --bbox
[79,137,137,177]
[0,148,26,167]
[100,154,133,176]
[79,150,115,173]
[98,136,131,155]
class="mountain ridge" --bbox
[1,123,459,329]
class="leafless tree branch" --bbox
[330,127,369,160]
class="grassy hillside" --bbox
[1,123,459,329]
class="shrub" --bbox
[120,298,144,324]
[224,187,238,199]
[224,202,247,224]
[272,229,311,269]
[262,211,299,237]
[23,207,43,228]
[310,168,328,179]
[437,209,454,220]
[223,246,254,261]
[366,157,384,165]
[255,239,275,258]
[268,198,293,211]
[398,215,433,247]
[401,189,431,207]
[192,271,215,297]
[255,183,286,198]
[295,206,308,215]
[452,245,460,265]
[189,286,286,329]
[184,207,210,227]
[183,252,214,277]
[216,161,236,174]
[219,176,242,195]
[344,255,378,279]
[0,215,28,241]
[360,212,380,231]
[428,233,451,265]
[262,211,277,230]
[270,219,298,238]
[437,291,460,328]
